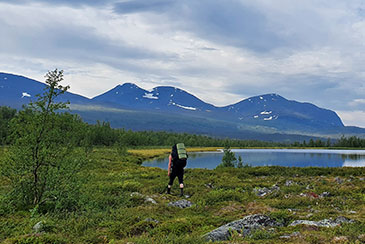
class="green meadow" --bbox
[1,146,365,244]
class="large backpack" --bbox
[171,143,187,168]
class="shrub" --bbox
[0,70,84,212]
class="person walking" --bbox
[167,143,187,197]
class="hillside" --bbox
[1,72,364,140]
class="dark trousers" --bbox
[168,167,184,186]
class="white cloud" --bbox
[0,0,365,127]
[337,110,365,127]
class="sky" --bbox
[0,0,365,127]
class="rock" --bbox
[300,192,319,198]
[168,199,193,208]
[204,214,283,242]
[360,177,365,181]
[358,234,365,241]
[279,231,301,239]
[319,192,332,198]
[205,183,214,189]
[130,192,144,197]
[253,185,280,197]
[289,216,355,228]
[335,177,344,184]
[144,197,157,204]
[334,216,355,224]
[144,218,159,224]
[332,236,349,243]
[348,210,357,214]
[131,192,157,204]
[285,180,295,186]
[33,221,45,233]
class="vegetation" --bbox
[1,70,86,212]
[1,147,365,243]
[217,146,250,169]
[0,70,364,243]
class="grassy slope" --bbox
[1,147,365,243]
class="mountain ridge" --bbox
[1,72,364,140]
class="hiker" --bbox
[167,143,188,197]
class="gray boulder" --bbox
[167,199,193,208]
[290,216,355,228]
[33,221,45,233]
[285,180,295,186]
[319,192,332,198]
[204,214,283,242]
[130,192,157,204]
[253,185,280,197]
[145,197,157,204]
[335,177,344,184]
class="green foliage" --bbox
[1,147,365,243]
[0,106,16,145]
[205,189,244,205]
[0,70,84,212]
[217,146,237,168]
[245,228,275,240]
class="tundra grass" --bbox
[1,147,365,243]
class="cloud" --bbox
[113,0,174,14]
[0,0,365,128]
[0,0,113,7]
[337,110,365,127]
[113,0,285,52]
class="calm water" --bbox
[142,149,365,169]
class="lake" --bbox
[142,149,365,169]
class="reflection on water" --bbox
[343,160,365,167]
[142,149,365,169]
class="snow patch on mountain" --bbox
[172,102,197,111]
[260,111,272,115]
[21,92,31,98]
[264,116,273,121]
[143,93,159,99]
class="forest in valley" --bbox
[1,105,365,149]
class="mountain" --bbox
[91,83,351,136]
[92,83,217,114]
[1,72,364,140]
[217,93,345,134]
[0,73,92,109]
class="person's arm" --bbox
[168,154,172,176]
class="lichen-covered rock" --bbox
[130,192,157,204]
[33,221,45,233]
[145,197,157,204]
[167,199,193,208]
[332,236,349,243]
[335,177,344,184]
[285,180,295,186]
[253,185,280,197]
[279,231,301,239]
[130,192,144,197]
[319,192,332,198]
[204,214,283,242]
[144,218,159,224]
[289,216,355,228]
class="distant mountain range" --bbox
[1,72,364,141]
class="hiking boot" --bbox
[180,188,184,197]
[167,187,171,194]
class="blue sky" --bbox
[0,0,365,127]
